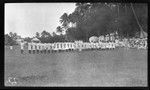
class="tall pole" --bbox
[125,4,127,15]
[130,3,144,38]
[117,3,119,39]
[125,3,128,38]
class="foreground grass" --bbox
[5,46,147,86]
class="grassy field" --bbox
[5,45,147,86]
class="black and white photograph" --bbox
[4,2,148,87]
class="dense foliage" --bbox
[60,3,147,41]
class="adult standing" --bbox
[20,41,25,54]
[28,42,32,54]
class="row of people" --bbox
[20,38,147,54]
[25,42,116,54]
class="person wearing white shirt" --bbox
[40,43,44,54]
[63,43,66,51]
[45,43,48,54]
[85,43,88,50]
[56,43,59,52]
[96,43,99,50]
[52,43,56,52]
[48,43,52,53]
[59,43,62,52]
[115,39,119,48]
[44,43,47,54]
[42,43,45,53]
[35,43,38,54]
[38,43,41,54]
[28,43,31,54]
[71,43,74,51]
[73,42,77,51]
[20,41,25,54]
[38,43,42,53]
[101,36,104,42]
[103,42,106,50]
[94,43,97,50]
[144,39,147,49]
[67,43,70,51]
[32,43,36,54]
[110,42,113,49]
[79,42,83,51]
[42,43,45,54]
[69,42,72,51]
[48,43,51,53]
[50,43,53,53]
[65,42,68,51]
[57,43,60,52]
[88,43,91,50]
[112,42,115,49]
[34,43,37,53]
[105,42,108,50]
[47,43,50,53]
[106,42,108,50]
[108,42,111,50]
[90,43,93,50]
[89,43,92,50]
[84,43,88,50]
[61,43,64,51]
[107,42,110,50]
[97,42,101,50]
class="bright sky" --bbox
[5,3,76,38]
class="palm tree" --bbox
[56,26,63,35]
[60,13,70,30]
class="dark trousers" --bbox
[44,50,46,54]
[40,50,43,54]
[29,50,31,54]
[33,50,35,54]
[36,50,39,54]
[48,50,50,53]
[21,49,24,54]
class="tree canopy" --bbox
[59,3,147,41]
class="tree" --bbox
[41,30,51,38]
[52,32,57,37]
[60,13,70,30]
[9,32,18,40]
[35,32,40,38]
[56,26,63,35]
[8,32,18,45]
[60,3,147,41]
[5,34,16,45]
[24,37,32,42]
[5,34,11,45]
